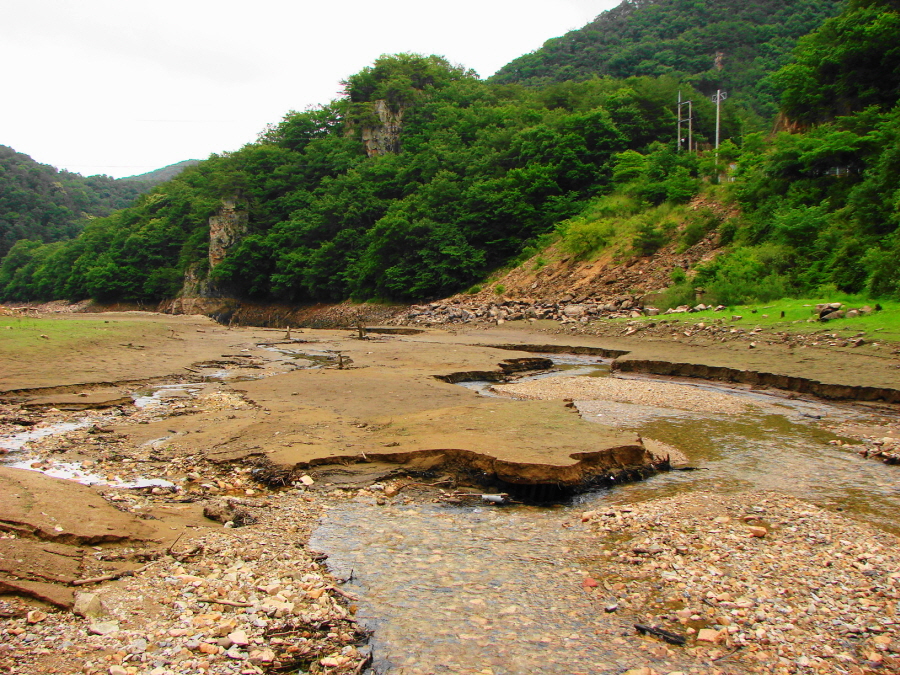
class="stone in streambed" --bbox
[73,592,108,619]
[696,628,726,644]
[249,648,276,664]
[26,610,46,624]
[88,620,119,636]
[227,629,249,646]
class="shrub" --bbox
[560,218,615,259]
[632,221,666,256]
[678,207,721,251]
[651,281,697,309]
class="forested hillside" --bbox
[1,0,898,307]
[119,160,201,184]
[0,147,153,257]
[538,0,900,306]
[0,56,718,304]
[492,0,844,121]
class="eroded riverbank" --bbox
[1,313,899,674]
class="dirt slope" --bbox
[464,195,730,305]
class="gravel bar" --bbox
[492,375,753,414]
[579,491,900,674]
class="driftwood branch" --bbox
[197,598,253,608]
[712,645,744,662]
[326,585,358,601]
[72,560,157,586]
[634,623,687,645]
[352,652,373,675]
[166,532,185,555]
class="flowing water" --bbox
[311,356,900,674]
[1,345,333,484]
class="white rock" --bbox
[73,592,107,619]
[227,629,250,646]
[88,621,119,636]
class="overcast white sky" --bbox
[1,0,619,178]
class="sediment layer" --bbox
[293,443,652,486]
[479,343,630,358]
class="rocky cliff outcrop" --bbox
[168,198,248,307]
[361,100,403,157]
[208,198,248,269]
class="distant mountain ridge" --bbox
[120,159,200,185]
[491,0,845,119]
[0,148,198,257]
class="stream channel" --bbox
[310,354,900,675]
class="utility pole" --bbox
[711,89,728,172]
[688,99,693,153]
[676,91,694,153]
[711,89,728,151]
[677,90,682,152]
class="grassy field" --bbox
[620,295,900,343]
[0,315,168,357]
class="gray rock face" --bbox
[361,100,403,156]
[208,199,249,270]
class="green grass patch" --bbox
[616,295,900,342]
[0,316,162,357]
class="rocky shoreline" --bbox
[0,487,371,675]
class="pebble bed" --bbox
[581,490,900,674]
[0,489,370,675]
[491,375,753,414]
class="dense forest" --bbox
[492,0,845,121]
[1,0,898,307]
[0,64,725,304]
[0,147,156,258]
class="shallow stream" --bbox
[311,355,900,674]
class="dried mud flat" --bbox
[1,312,899,674]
